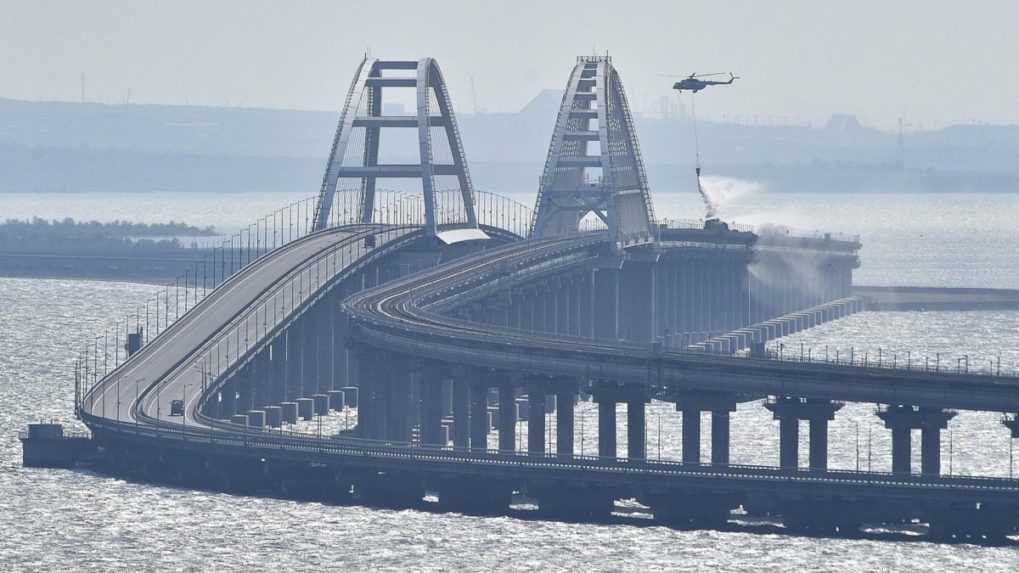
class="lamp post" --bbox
[854,421,860,471]
[656,405,664,458]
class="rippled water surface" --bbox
[2,191,1019,571]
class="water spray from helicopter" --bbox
[669,72,740,222]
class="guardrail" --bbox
[80,411,1019,494]
[77,189,539,416]
[759,342,1018,379]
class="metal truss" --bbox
[531,56,656,248]
[312,57,483,242]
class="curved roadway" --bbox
[81,224,418,429]
[78,224,1019,507]
[346,234,1019,413]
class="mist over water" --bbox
[2,191,1019,570]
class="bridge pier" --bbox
[555,382,576,458]
[495,383,517,453]
[301,316,318,398]
[674,391,738,465]
[369,357,390,439]
[352,349,376,439]
[765,397,843,470]
[590,383,647,459]
[452,373,470,449]
[878,405,956,476]
[420,366,444,446]
[284,326,301,401]
[626,392,649,460]
[619,259,656,342]
[387,364,412,443]
[470,377,489,451]
[269,336,286,404]
[594,391,617,458]
[527,381,547,455]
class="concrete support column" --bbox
[352,350,374,438]
[301,316,317,398]
[878,405,955,476]
[711,410,730,465]
[778,417,799,469]
[284,326,301,401]
[682,408,701,464]
[619,260,655,342]
[387,365,411,443]
[674,392,740,465]
[592,266,620,340]
[527,383,547,455]
[766,397,843,470]
[627,396,647,460]
[921,426,941,476]
[597,398,616,458]
[373,359,391,440]
[452,376,470,450]
[808,417,829,470]
[890,425,911,474]
[470,380,489,452]
[498,383,516,452]
[420,370,443,446]
[258,350,273,409]
[556,385,575,458]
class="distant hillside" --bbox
[1,96,1017,194]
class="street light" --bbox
[854,421,860,471]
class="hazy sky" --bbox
[3,0,1016,130]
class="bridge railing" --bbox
[757,342,1018,379]
[134,225,422,427]
[81,410,1019,491]
[76,188,539,415]
[76,188,397,412]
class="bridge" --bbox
[54,56,1019,541]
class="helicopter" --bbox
[671,72,739,93]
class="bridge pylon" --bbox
[312,57,485,243]
[530,56,657,248]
